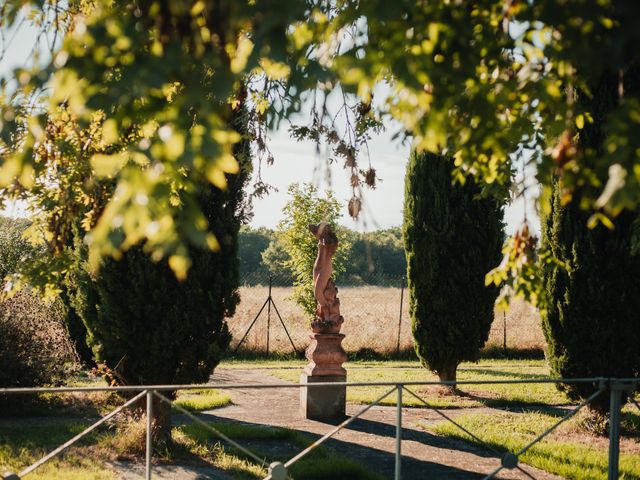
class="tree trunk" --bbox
[437,364,458,394]
[580,403,609,436]
[151,393,174,446]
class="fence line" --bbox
[1,377,638,480]
[230,274,544,355]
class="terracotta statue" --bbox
[308,222,342,330]
[302,222,347,420]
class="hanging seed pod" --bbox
[363,168,377,188]
[326,129,340,144]
[348,196,362,218]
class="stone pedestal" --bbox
[300,373,346,420]
[300,332,347,420]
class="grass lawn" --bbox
[0,423,115,479]
[176,422,385,480]
[426,409,640,480]
[0,418,382,480]
[174,388,233,411]
[244,358,572,408]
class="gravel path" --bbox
[201,367,565,480]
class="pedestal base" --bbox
[300,373,346,420]
[304,333,347,376]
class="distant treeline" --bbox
[238,226,407,286]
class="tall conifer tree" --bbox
[69,111,251,436]
[403,152,504,387]
[541,66,640,414]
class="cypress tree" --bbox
[541,66,640,415]
[542,189,640,413]
[403,152,504,387]
[69,113,250,435]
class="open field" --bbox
[228,285,545,355]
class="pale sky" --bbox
[250,123,539,235]
[0,16,540,236]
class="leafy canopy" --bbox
[1,0,639,304]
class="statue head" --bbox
[308,222,338,246]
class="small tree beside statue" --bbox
[273,183,351,318]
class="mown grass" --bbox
[0,423,115,479]
[175,421,385,480]
[0,413,381,479]
[427,410,640,480]
[256,358,570,408]
[174,388,232,411]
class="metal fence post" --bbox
[146,390,153,480]
[395,385,402,480]
[608,383,622,480]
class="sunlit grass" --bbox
[1,411,381,480]
[175,421,385,479]
[0,423,115,479]
[174,388,232,411]
[261,358,569,408]
[427,411,640,480]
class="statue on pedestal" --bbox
[301,222,347,420]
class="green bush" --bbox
[71,180,248,388]
[542,191,640,412]
[0,216,35,280]
[66,114,251,439]
[403,151,504,384]
[0,216,94,365]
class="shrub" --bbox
[67,114,251,436]
[0,216,35,280]
[403,151,504,386]
[542,190,640,413]
[0,216,94,366]
[0,290,78,387]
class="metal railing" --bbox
[1,377,638,480]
